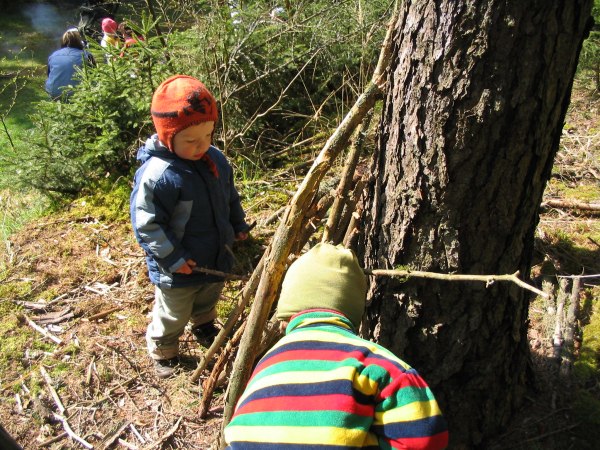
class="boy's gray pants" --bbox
[146,282,224,360]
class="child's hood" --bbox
[136,134,173,164]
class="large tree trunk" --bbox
[359,1,592,447]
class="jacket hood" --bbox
[136,134,173,164]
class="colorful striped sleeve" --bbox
[372,367,449,449]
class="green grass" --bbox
[0,190,50,241]
[575,290,600,383]
[573,300,600,449]
[0,298,34,392]
[75,178,132,223]
[0,6,68,234]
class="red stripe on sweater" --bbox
[378,372,430,399]
[236,394,375,416]
[388,431,449,449]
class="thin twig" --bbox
[130,424,146,444]
[23,315,62,344]
[39,366,65,414]
[52,413,93,449]
[99,420,131,450]
[191,266,249,281]
[83,306,123,322]
[85,357,96,386]
[365,269,549,299]
[143,416,183,450]
[263,206,287,226]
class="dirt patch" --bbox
[0,214,233,449]
[1,197,598,449]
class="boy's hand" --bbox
[175,259,197,274]
[235,231,248,241]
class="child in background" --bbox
[130,75,250,379]
[100,17,120,49]
[118,21,144,57]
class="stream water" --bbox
[1,1,117,60]
[22,3,76,39]
[1,2,82,60]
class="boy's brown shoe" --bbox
[153,357,180,379]
[192,321,220,348]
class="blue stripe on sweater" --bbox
[263,339,412,375]
[237,379,374,410]
[371,414,448,438]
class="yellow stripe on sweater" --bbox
[224,425,376,445]
[374,399,442,423]
[237,366,380,405]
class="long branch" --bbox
[365,269,549,299]
[541,198,600,212]
[322,110,372,243]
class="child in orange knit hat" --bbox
[130,75,250,378]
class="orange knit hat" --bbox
[150,75,218,151]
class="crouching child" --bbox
[224,243,448,449]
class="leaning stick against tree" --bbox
[220,10,398,433]
[322,109,374,243]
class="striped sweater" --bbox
[224,309,448,449]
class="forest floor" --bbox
[0,82,599,449]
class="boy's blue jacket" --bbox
[130,135,249,288]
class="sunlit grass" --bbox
[0,190,49,241]
[0,8,57,235]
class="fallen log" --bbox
[541,198,600,212]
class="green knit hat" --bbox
[276,243,367,328]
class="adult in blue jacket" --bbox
[45,28,95,100]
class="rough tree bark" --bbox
[359,1,592,447]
